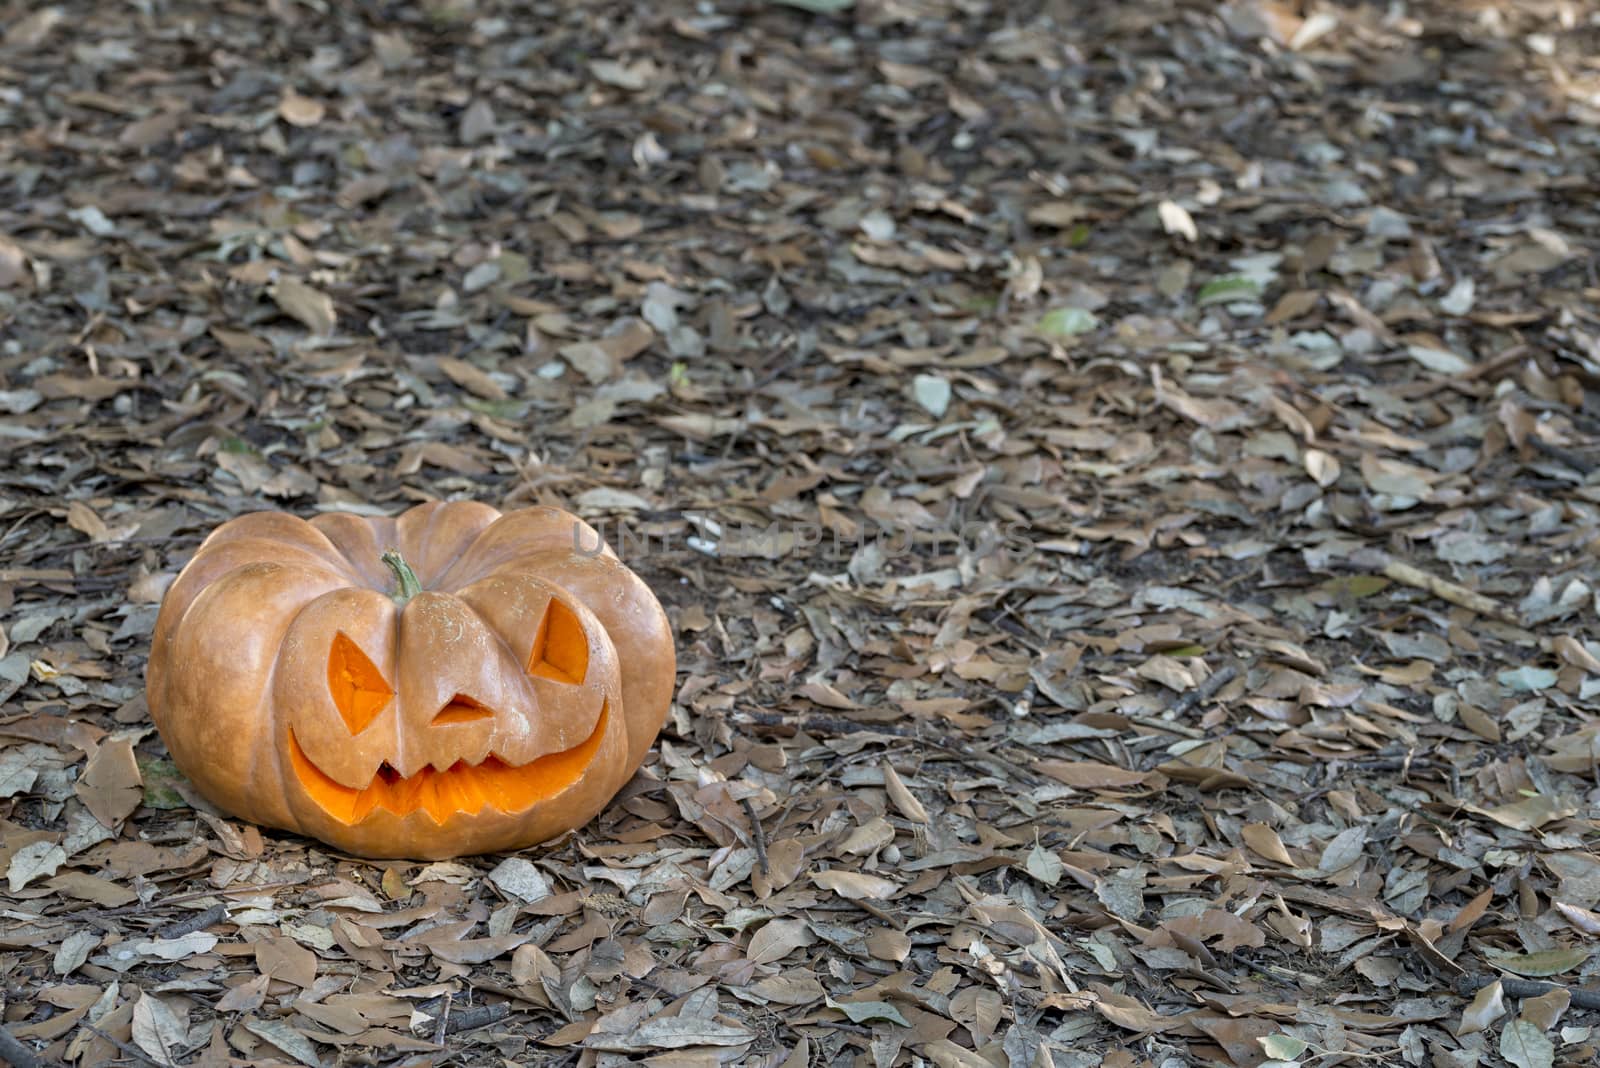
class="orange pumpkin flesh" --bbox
[145,502,676,860]
[284,702,609,825]
[328,631,393,733]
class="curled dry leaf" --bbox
[7,840,66,893]
[586,1016,755,1052]
[880,760,928,824]
[1303,447,1341,487]
[131,992,190,1067]
[838,816,895,856]
[1553,901,1600,936]
[278,88,326,126]
[1158,200,1199,242]
[1457,979,1505,1036]
[746,918,814,965]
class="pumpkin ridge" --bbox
[307,512,399,587]
[395,500,501,587]
[156,552,356,651]
[430,508,610,590]
[164,562,354,821]
[197,544,360,587]
[204,515,366,584]
[451,546,607,592]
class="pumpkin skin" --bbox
[145,501,676,859]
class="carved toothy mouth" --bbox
[286,701,608,825]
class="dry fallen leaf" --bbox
[75,736,144,827]
[880,760,928,824]
[1158,199,1199,242]
[1240,822,1294,865]
[270,276,337,335]
[1,6,1596,1066]
[0,236,28,288]
[813,870,899,901]
[7,841,67,893]
[278,88,326,127]
[65,500,108,542]
[1458,980,1506,1037]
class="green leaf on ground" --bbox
[1038,307,1098,338]
[138,758,189,810]
[1196,275,1263,304]
[1482,946,1590,977]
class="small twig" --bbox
[432,993,452,1047]
[54,878,308,922]
[443,1003,511,1035]
[1404,344,1528,398]
[1174,966,1238,995]
[1345,756,1447,775]
[742,711,916,741]
[1123,714,1208,740]
[739,797,770,877]
[1455,975,1600,1011]
[450,308,513,361]
[1531,437,1597,476]
[155,903,226,940]
[1378,556,1522,626]
[853,898,903,928]
[974,606,1049,654]
[0,1026,53,1068]
[1459,344,1529,381]
[1169,663,1239,718]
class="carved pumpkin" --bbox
[145,501,676,859]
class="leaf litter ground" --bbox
[2,1,1600,1066]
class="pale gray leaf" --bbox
[587,1016,756,1051]
[1317,826,1369,875]
[245,1017,325,1068]
[131,993,190,1067]
[1499,1018,1554,1068]
[487,857,552,904]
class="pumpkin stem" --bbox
[380,550,423,605]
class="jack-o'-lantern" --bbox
[145,501,676,859]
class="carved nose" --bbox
[431,694,495,726]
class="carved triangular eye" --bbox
[527,597,587,684]
[328,631,393,734]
